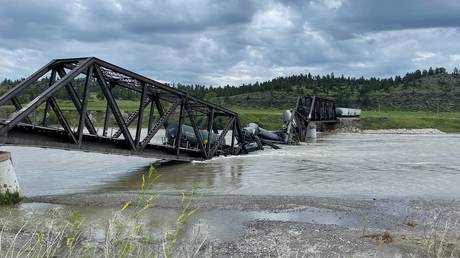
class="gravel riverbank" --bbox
[362,128,446,134]
[20,193,460,257]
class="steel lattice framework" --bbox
[0,57,246,161]
[289,96,337,142]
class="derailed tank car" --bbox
[165,123,223,148]
[335,108,361,117]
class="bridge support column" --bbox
[306,122,317,140]
[0,151,21,202]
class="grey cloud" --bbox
[298,0,460,39]
[1,0,460,85]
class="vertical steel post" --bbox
[42,69,57,126]
[185,101,207,158]
[57,68,97,135]
[135,83,147,145]
[103,103,110,136]
[77,65,93,145]
[206,108,214,155]
[103,83,113,137]
[230,117,236,154]
[175,99,184,156]
[147,96,155,132]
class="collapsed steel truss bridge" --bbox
[288,96,337,142]
[0,57,246,161]
[0,57,338,161]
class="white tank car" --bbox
[336,108,361,117]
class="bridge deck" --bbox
[1,124,203,161]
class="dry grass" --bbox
[422,209,460,258]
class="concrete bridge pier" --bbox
[306,122,317,141]
[0,151,21,196]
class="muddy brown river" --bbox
[2,133,460,199]
[1,132,460,256]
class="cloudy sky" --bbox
[1,0,460,85]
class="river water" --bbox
[2,133,460,199]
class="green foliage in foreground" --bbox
[0,190,20,205]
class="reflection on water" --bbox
[0,146,156,196]
[8,202,358,241]
[2,133,460,199]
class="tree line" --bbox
[0,66,457,109]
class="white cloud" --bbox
[322,0,346,9]
[413,51,436,62]
[449,54,460,61]
[0,48,47,79]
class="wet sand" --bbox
[21,193,460,257]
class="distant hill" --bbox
[175,68,460,111]
[207,74,460,111]
[2,67,460,112]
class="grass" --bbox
[0,190,20,205]
[231,106,284,130]
[230,107,460,132]
[3,99,460,132]
[422,208,460,257]
[232,108,460,132]
[361,111,460,132]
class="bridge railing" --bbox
[0,57,246,161]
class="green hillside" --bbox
[1,67,460,131]
[206,73,460,112]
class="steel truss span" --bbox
[0,57,246,161]
[289,96,337,142]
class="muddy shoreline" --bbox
[20,193,460,257]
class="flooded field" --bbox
[3,133,460,199]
